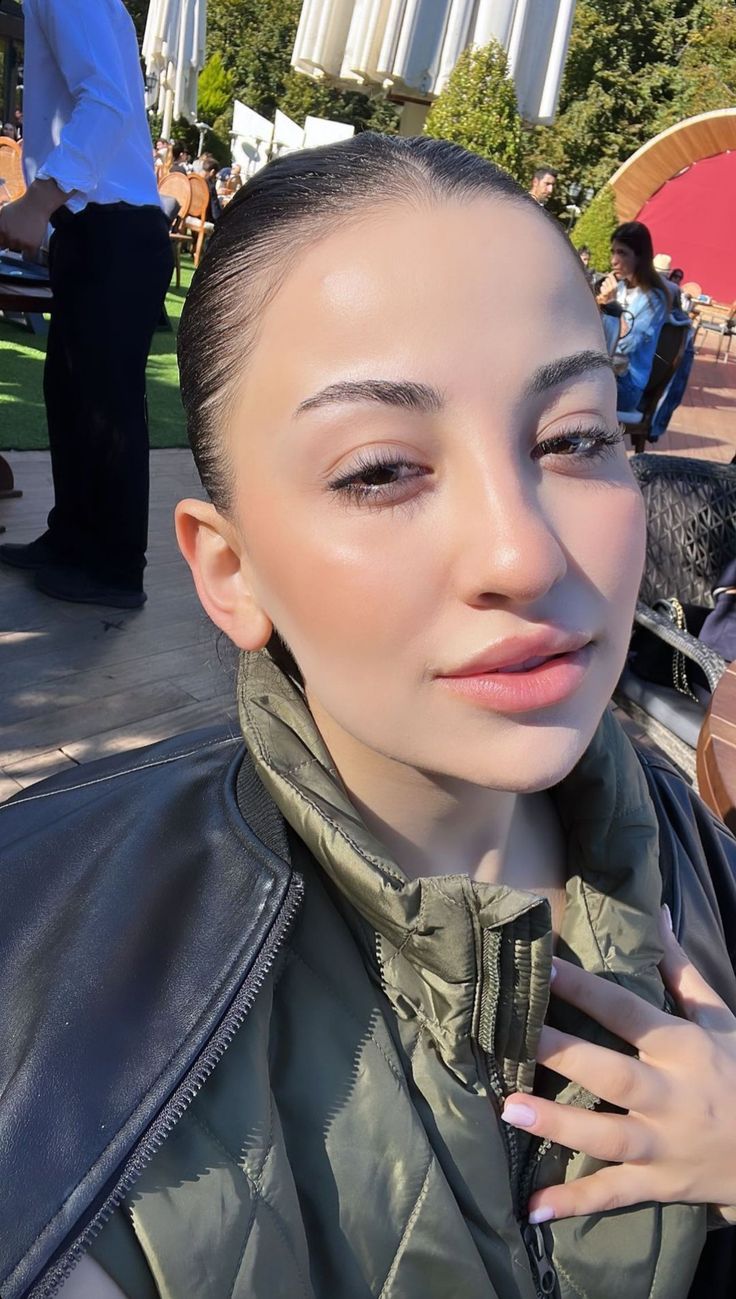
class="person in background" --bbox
[153,137,169,179]
[201,157,222,223]
[669,268,693,313]
[0,0,173,608]
[596,222,673,412]
[577,244,596,288]
[13,106,23,140]
[528,165,557,206]
[2,123,16,138]
[216,161,243,206]
[191,151,216,176]
[169,142,190,174]
[649,266,698,441]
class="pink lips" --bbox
[436,633,593,714]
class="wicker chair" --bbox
[158,171,192,288]
[616,455,736,776]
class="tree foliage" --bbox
[205,0,398,135]
[425,42,523,179]
[524,0,735,195]
[197,52,234,125]
[570,185,618,270]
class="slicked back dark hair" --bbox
[178,132,569,510]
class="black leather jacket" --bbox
[1,726,735,1299]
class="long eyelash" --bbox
[328,451,424,506]
[533,425,622,461]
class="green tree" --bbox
[653,4,736,132]
[197,52,234,125]
[571,185,618,270]
[205,0,398,136]
[523,0,735,197]
[424,42,523,178]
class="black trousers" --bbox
[44,204,173,589]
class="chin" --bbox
[412,693,611,793]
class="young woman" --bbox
[3,136,736,1299]
[596,221,674,411]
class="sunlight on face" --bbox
[226,197,645,792]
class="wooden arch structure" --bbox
[609,107,736,223]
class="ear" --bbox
[175,498,273,651]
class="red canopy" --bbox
[636,150,736,304]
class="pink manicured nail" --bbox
[502,1102,537,1128]
[529,1206,555,1225]
[662,903,673,932]
[549,961,558,983]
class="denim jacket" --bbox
[615,282,669,392]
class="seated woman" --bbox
[3,136,736,1299]
[596,221,673,412]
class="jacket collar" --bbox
[238,649,665,1003]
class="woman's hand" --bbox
[596,272,618,304]
[501,910,736,1223]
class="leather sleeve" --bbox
[636,747,736,1011]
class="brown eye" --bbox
[329,455,431,504]
[532,427,621,462]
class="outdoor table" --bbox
[0,252,52,319]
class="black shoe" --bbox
[0,536,67,571]
[35,564,147,609]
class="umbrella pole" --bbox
[162,89,174,140]
[398,102,428,136]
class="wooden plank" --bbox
[60,695,237,765]
[0,611,217,692]
[0,641,237,725]
[0,771,22,803]
[2,747,79,788]
[0,680,199,765]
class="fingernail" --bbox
[502,1102,537,1128]
[529,1206,555,1225]
[661,903,673,932]
[549,961,558,983]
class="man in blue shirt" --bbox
[0,0,173,608]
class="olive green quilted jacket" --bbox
[91,651,706,1298]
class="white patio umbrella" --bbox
[291,0,577,126]
[142,0,207,140]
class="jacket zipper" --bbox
[27,872,304,1299]
[479,929,560,1299]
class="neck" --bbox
[308,694,563,890]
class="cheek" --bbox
[239,485,432,660]
[559,481,645,615]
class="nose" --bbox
[450,462,568,609]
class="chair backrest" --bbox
[158,170,191,221]
[0,137,25,202]
[187,173,210,221]
[638,321,688,420]
[630,454,736,606]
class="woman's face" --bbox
[611,240,637,282]
[209,197,645,791]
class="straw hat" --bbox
[653,253,672,273]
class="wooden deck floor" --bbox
[1,339,734,796]
[0,450,239,801]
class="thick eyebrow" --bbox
[294,378,444,418]
[524,350,614,398]
[294,351,612,419]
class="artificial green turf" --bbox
[0,262,194,451]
